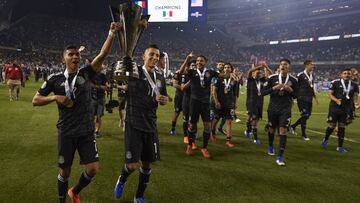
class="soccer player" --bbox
[91,66,109,138]
[32,22,121,203]
[321,68,359,152]
[290,60,318,141]
[179,54,221,158]
[210,60,226,141]
[245,64,272,144]
[181,59,197,148]
[212,63,238,147]
[114,44,168,203]
[262,59,298,166]
[170,68,184,136]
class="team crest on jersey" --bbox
[288,81,292,86]
[60,82,65,87]
[263,82,268,86]
[126,151,132,159]
[76,76,85,85]
[41,81,47,89]
[205,72,211,78]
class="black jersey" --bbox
[296,71,315,102]
[329,79,359,110]
[181,73,191,98]
[173,71,184,98]
[262,74,298,112]
[187,68,218,103]
[215,77,237,108]
[126,66,167,133]
[91,72,107,99]
[246,77,266,107]
[38,66,96,137]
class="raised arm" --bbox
[91,22,122,72]
[178,52,193,75]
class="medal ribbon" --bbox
[64,68,79,99]
[142,66,159,97]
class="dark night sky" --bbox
[11,0,123,22]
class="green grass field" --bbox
[0,78,359,203]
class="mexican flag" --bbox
[163,11,173,17]
[135,1,146,8]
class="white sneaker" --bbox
[235,118,241,123]
[303,137,310,141]
[276,156,285,166]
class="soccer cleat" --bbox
[192,143,197,150]
[210,133,217,141]
[217,128,226,135]
[336,147,348,153]
[185,145,193,155]
[290,126,297,135]
[134,197,147,203]
[225,141,235,148]
[244,130,252,139]
[201,148,211,159]
[320,139,328,148]
[276,156,285,166]
[183,136,189,144]
[303,136,310,141]
[169,130,176,136]
[253,139,261,145]
[267,146,275,155]
[67,187,80,203]
[114,177,126,199]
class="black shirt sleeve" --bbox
[38,75,56,96]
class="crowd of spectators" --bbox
[0,14,359,83]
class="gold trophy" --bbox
[109,0,150,80]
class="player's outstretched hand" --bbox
[110,22,122,33]
[187,52,194,59]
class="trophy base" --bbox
[113,59,139,81]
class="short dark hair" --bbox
[63,45,78,55]
[224,62,234,71]
[280,58,291,64]
[217,60,224,64]
[197,55,208,62]
[342,68,352,72]
[304,60,312,66]
[147,44,159,50]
